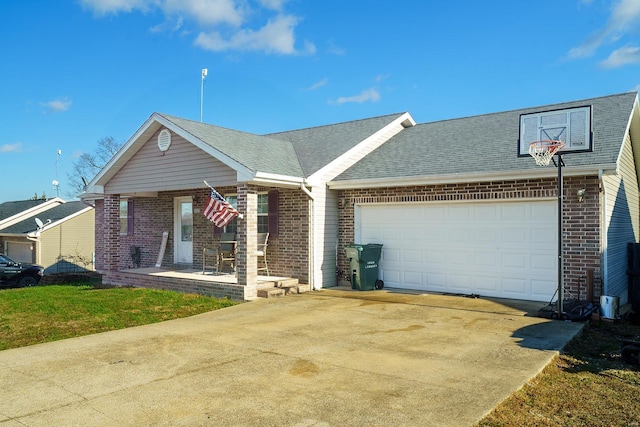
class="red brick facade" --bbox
[337,176,603,301]
[95,186,310,299]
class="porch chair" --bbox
[256,232,269,276]
[218,233,237,273]
[202,247,218,274]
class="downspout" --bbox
[599,169,606,297]
[300,183,316,290]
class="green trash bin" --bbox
[345,243,384,291]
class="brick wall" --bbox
[96,186,310,297]
[337,176,602,301]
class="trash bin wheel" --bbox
[375,279,384,290]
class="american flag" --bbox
[202,187,239,228]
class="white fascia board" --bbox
[327,164,617,190]
[308,112,416,183]
[155,115,255,180]
[250,172,305,188]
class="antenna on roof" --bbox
[200,68,208,123]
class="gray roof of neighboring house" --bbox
[335,92,638,181]
[266,113,407,177]
[0,201,90,235]
[0,200,48,221]
[158,114,305,177]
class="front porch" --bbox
[106,267,310,301]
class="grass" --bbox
[0,284,238,351]
[478,317,640,426]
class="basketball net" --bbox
[529,140,565,166]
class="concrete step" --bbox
[257,283,311,298]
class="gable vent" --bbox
[158,129,171,152]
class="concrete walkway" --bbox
[0,288,584,426]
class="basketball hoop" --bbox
[529,140,565,166]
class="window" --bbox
[221,193,269,234]
[120,199,134,235]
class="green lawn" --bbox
[0,284,238,350]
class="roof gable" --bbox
[267,113,409,177]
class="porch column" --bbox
[103,194,121,274]
[237,184,258,299]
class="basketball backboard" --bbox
[518,105,593,157]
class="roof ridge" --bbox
[265,112,407,135]
[414,91,638,127]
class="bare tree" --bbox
[66,136,123,198]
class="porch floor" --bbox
[122,267,293,287]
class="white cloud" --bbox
[567,0,640,60]
[80,0,309,55]
[258,0,287,10]
[307,78,328,91]
[78,0,153,16]
[195,14,299,54]
[42,98,72,113]
[600,45,640,68]
[332,88,380,105]
[1,143,22,153]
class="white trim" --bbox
[328,164,617,190]
[309,112,416,183]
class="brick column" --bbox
[103,194,121,274]
[237,184,257,299]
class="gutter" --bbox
[328,163,618,190]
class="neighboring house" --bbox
[82,91,640,304]
[0,199,95,274]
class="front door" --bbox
[174,197,193,264]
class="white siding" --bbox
[310,186,339,289]
[106,130,237,194]
[603,134,640,303]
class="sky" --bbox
[1,0,640,202]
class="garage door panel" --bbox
[426,273,447,288]
[357,201,557,301]
[502,277,527,294]
[502,253,527,269]
[403,271,423,286]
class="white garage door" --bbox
[356,201,557,302]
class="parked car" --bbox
[0,253,44,288]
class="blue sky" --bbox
[1,0,639,202]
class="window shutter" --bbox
[127,199,134,235]
[268,190,279,238]
[213,224,223,236]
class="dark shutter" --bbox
[127,199,134,235]
[268,190,279,237]
[213,224,223,236]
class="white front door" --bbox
[174,197,193,264]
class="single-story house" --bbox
[82,91,640,304]
[0,198,95,273]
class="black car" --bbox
[0,253,45,288]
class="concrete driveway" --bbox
[0,288,584,426]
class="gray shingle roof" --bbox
[335,92,638,181]
[266,113,407,177]
[158,114,304,177]
[0,201,90,235]
[0,200,48,221]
